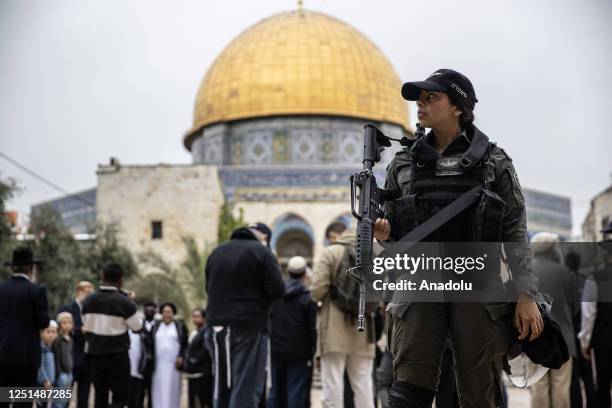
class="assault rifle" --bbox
[348,124,423,331]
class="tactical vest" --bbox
[388,128,506,243]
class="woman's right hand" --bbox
[374,218,391,241]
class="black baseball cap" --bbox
[249,222,272,237]
[249,222,273,248]
[401,69,478,109]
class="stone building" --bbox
[180,9,410,264]
[96,163,224,267]
[35,9,411,267]
[32,8,573,270]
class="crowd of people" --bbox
[0,250,214,408]
[1,220,611,408]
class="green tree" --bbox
[0,175,19,280]
[29,205,88,314]
[126,236,210,316]
[1,181,138,313]
[127,251,190,319]
[27,207,138,315]
[83,222,138,281]
[217,202,246,243]
[181,236,209,308]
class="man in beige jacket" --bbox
[311,226,375,408]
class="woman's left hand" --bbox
[175,357,183,369]
[515,293,544,341]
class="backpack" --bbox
[329,242,361,316]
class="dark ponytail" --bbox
[447,93,476,128]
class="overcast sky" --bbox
[1,0,611,237]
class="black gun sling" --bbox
[380,184,483,258]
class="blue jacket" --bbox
[37,342,56,386]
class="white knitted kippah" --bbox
[287,256,307,274]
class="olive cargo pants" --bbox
[389,302,512,408]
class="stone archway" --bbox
[271,213,314,268]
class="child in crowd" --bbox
[53,312,74,408]
[37,321,58,389]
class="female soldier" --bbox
[373,69,543,407]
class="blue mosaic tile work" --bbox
[190,116,408,166]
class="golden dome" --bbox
[185,10,409,149]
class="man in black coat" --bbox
[205,223,285,408]
[268,256,317,408]
[0,247,50,406]
[58,280,95,408]
[183,308,213,408]
[530,232,580,407]
[579,228,612,408]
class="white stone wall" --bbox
[96,164,224,267]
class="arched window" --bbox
[271,214,314,267]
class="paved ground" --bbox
[309,384,531,407]
[71,378,532,407]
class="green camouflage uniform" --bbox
[384,126,537,407]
